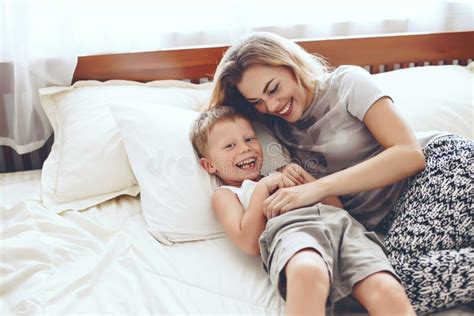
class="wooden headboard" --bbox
[2,31,474,173]
[73,31,474,83]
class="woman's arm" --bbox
[321,97,425,195]
[302,172,343,209]
[263,97,425,215]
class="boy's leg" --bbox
[284,248,330,316]
[352,271,415,315]
[312,204,415,314]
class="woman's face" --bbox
[236,65,313,123]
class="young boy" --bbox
[191,106,414,315]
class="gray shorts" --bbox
[259,203,397,305]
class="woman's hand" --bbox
[263,180,327,219]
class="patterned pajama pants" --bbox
[378,135,473,314]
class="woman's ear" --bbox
[199,158,217,174]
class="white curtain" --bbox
[1,0,472,154]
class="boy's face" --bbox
[200,117,263,186]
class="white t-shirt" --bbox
[217,179,259,210]
[216,172,282,210]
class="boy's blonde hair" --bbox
[209,32,329,112]
[191,106,249,158]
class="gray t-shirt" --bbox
[272,65,444,229]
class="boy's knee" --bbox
[353,272,415,315]
[372,271,403,289]
[356,271,406,299]
[285,249,330,286]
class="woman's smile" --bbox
[237,65,310,123]
[277,97,293,117]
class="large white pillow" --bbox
[373,65,473,139]
[38,81,214,213]
[109,103,289,244]
[109,104,219,244]
[39,80,289,214]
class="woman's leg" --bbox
[285,249,330,316]
[382,135,473,314]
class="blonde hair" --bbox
[209,32,329,116]
[191,105,250,158]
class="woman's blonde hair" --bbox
[209,32,329,119]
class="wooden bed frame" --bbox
[2,31,474,173]
[73,31,474,83]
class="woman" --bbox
[209,32,473,313]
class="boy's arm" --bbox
[212,183,271,256]
[279,163,344,209]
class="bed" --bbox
[1,31,473,315]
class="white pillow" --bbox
[373,65,473,139]
[39,80,290,215]
[39,80,215,213]
[109,104,219,244]
[109,103,290,244]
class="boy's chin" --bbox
[240,171,260,180]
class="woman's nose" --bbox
[264,96,280,113]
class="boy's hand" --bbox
[278,163,308,185]
[260,173,286,195]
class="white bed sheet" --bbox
[1,170,283,315]
[1,170,472,315]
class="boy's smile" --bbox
[199,117,263,186]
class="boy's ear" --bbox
[199,157,217,174]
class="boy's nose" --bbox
[239,143,251,153]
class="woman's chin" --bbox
[281,112,300,123]
[277,108,302,122]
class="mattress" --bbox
[0,170,283,314]
[1,170,472,315]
